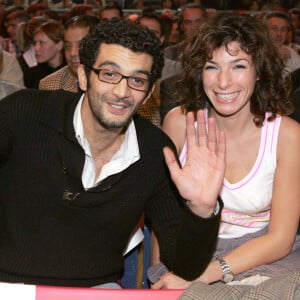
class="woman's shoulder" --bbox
[277,115,300,155]
[162,106,187,154]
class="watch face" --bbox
[224,273,234,283]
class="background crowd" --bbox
[1,0,300,126]
[0,0,299,292]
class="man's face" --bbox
[291,13,300,30]
[139,17,162,40]
[64,26,90,76]
[181,7,204,37]
[99,9,121,20]
[267,17,289,48]
[78,43,154,130]
[6,18,19,41]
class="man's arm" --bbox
[147,110,225,280]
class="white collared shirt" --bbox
[73,95,140,190]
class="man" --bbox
[136,13,166,127]
[265,11,300,73]
[4,9,29,55]
[98,2,123,20]
[164,3,206,61]
[289,7,300,45]
[0,19,223,287]
[39,15,99,92]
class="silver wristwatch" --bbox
[216,256,234,283]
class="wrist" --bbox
[186,196,222,218]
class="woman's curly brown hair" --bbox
[178,12,293,126]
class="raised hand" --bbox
[163,110,226,218]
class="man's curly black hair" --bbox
[79,18,164,89]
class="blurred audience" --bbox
[23,20,65,88]
[164,3,206,61]
[16,16,48,73]
[98,2,123,20]
[264,10,300,73]
[39,14,99,92]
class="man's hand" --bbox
[163,110,225,218]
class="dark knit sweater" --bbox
[0,89,221,287]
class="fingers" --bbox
[191,109,225,156]
[151,279,165,289]
[163,147,180,179]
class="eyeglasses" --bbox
[87,67,150,92]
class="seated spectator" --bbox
[264,10,300,73]
[70,4,96,18]
[23,20,65,88]
[289,8,300,43]
[151,12,300,288]
[98,2,123,20]
[0,48,24,88]
[164,3,206,61]
[39,15,99,92]
[16,16,48,73]
[27,3,49,18]
[3,9,29,56]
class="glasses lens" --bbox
[128,77,149,91]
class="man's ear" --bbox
[77,64,87,91]
[160,35,165,44]
[142,84,156,104]
[57,40,64,52]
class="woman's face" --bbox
[33,31,63,67]
[203,41,257,117]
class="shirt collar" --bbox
[73,95,140,188]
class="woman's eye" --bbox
[234,64,246,69]
[204,65,217,70]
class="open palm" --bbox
[164,110,226,218]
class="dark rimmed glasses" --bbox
[87,67,150,92]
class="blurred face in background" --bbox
[6,17,20,41]
[139,17,162,41]
[64,26,89,76]
[34,31,63,67]
[99,8,121,20]
[267,17,289,47]
[181,7,205,37]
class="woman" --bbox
[16,16,49,73]
[23,20,65,88]
[151,13,300,288]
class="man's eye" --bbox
[102,71,116,78]
[131,77,147,86]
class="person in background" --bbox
[98,2,123,20]
[23,20,65,88]
[264,10,300,73]
[39,15,99,92]
[26,3,49,19]
[69,4,96,18]
[16,16,48,73]
[289,7,300,46]
[150,12,300,289]
[3,9,29,56]
[164,3,206,61]
[0,18,224,288]
[0,46,24,99]
[0,46,24,88]
[135,12,166,127]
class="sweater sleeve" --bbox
[145,157,222,281]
